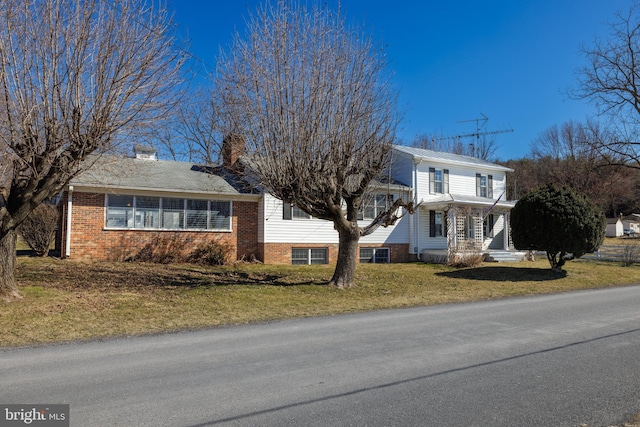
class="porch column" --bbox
[447,208,457,254]
[503,212,510,250]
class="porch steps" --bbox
[485,250,521,262]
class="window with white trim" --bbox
[106,195,134,228]
[292,248,328,264]
[135,196,160,229]
[283,203,312,220]
[429,168,449,194]
[105,195,231,231]
[358,194,392,220]
[429,210,446,237]
[476,173,493,198]
[359,247,390,263]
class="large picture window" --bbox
[105,195,231,231]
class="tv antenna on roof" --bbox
[433,113,514,157]
[456,112,489,133]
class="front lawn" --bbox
[3,256,640,347]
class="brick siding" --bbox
[57,191,259,261]
[57,190,411,264]
[259,242,410,264]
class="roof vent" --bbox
[133,144,157,161]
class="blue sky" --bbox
[168,1,631,160]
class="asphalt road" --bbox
[2,285,640,427]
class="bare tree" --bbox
[0,0,184,299]
[513,120,638,217]
[412,133,498,161]
[150,89,221,163]
[573,1,640,167]
[213,1,414,288]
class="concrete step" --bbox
[485,250,521,262]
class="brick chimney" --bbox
[221,134,245,168]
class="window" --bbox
[134,196,160,229]
[162,198,184,229]
[105,195,231,231]
[359,194,391,220]
[186,199,208,229]
[359,248,390,263]
[106,195,133,228]
[283,204,312,220]
[210,201,232,229]
[429,168,449,194]
[292,248,328,265]
[429,210,447,237]
[292,206,312,219]
[476,174,493,198]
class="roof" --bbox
[392,145,513,172]
[423,193,516,209]
[69,155,259,196]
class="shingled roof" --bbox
[69,155,259,196]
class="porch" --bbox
[415,195,518,264]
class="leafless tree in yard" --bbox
[412,133,499,161]
[0,0,185,300]
[573,1,640,168]
[213,0,415,288]
[149,89,221,163]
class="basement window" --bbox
[292,248,328,265]
[359,248,390,263]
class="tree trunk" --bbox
[0,229,21,301]
[329,222,360,289]
[547,251,567,273]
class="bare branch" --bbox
[213,0,402,288]
[0,0,186,296]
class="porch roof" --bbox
[421,193,516,210]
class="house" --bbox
[621,214,640,236]
[55,145,261,261]
[606,217,624,237]
[56,141,519,264]
[390,145,516,262]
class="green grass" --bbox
[3,256,640,347]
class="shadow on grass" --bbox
[165,268,326,288]
[436,266,567,282]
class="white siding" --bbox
[261,193,409,244]
[413,162,507,201]
[389,153,414,189]
[416,207,447,251]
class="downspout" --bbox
[412,159,420,259]
[65,186,73,258]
